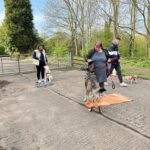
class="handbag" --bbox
[33,59,39,66]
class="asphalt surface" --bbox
[0,70,150,150]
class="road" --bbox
[0,70,150,150]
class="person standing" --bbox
[85,41,109,95]
[33,44,48,83]
[108,37,128,87]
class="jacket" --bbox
[85,48,110,65]
[108,42,120,63]
[33,49,47,65]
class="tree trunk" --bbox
[147,2,150,58]
[111,0,119,38]
[129,0,136,57]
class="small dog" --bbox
[84,72,99,101]
[44,65,53,83]
[123,75,137,84]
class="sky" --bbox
[0,0,46,33]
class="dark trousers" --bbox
[99,82,106,93]
[99,82,104,89]
[36,65,45,80]
[110,62,123,83]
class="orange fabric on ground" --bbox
[85,93,131,108]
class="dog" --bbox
[84,72,100,101]
[44,65,53,83]
[123,75,137,84]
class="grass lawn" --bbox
[121,58,150,79]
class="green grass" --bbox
[121,58,150,79]
[122,69,150,79]
[73,56,150,79]
[121,58,150,69]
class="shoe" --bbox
[37,80,41,83]
[41,79,46,83]
[99,89,107,96]
[104,82,108,86]
[120,82,128,87]
[99,88,107,93]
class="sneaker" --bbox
[41,79,46,83]
[104,82,108,86]
[120,82,128,87]
[37,80,41,83]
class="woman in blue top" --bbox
[85,41,109,95]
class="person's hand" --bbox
[87,59,92,63]
[107,58,111,63]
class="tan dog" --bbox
[44,65,53,83]
[123,75,137,84]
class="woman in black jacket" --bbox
[85,41,110,95]
[33,44,48,83]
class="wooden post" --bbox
[17,54,21,73]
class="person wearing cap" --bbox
[85,41,110,95]
[107,37,128,87]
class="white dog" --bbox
[44,65,53,83]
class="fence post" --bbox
[56,53,59,68]
[68,51,73,67]
[1,57,4,73]
[17,54,21,73]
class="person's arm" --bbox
[104,49,110,60]
[85,49,95,62]
[33,51,39,60]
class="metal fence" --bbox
[0,52,72,75]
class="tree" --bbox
[44,32,70,53]
[134,0,150,58]
[110,0,120,37]
[44,0,98,56]
[4,0,37,53]
[129,0,137,57]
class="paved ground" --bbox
[0,70,150,150]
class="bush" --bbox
[0,46,7,55]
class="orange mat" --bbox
[85,93,132,108]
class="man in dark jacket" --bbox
[108,37,128,87]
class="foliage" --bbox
[44,32,70,53]
[4,0,37,53]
